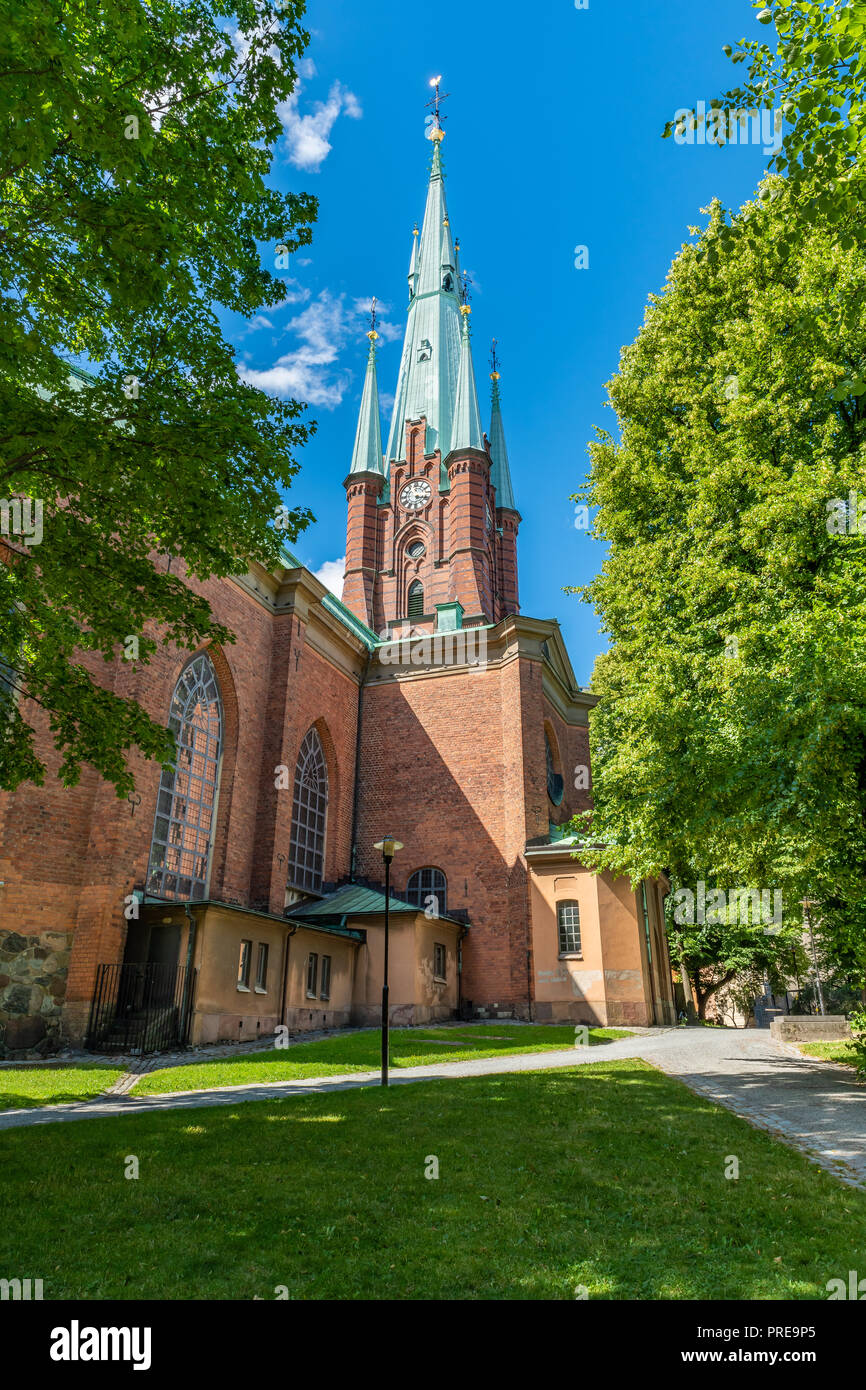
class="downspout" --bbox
[457,923,469,1019]
[350,648,373,881]
[182,903,198,1044]
[280,924,298,1031]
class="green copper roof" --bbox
[449,309,484,454]
[286,881,466,928]
[385,137,471,464]
[488,374,517,511]
[348,337,385,477]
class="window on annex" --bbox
[306,953,318,998]
[255,943,269,993]
[557,901,581,955]
[320,955,332,1001]
[238,939,252,990]
[433,942,447,981]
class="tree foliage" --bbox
[664,1,866,274]
[570,171,866,978]
[0,1,316,795]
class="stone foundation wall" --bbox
[0,929,72,1057]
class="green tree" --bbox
[0,0,316,796]
[664,1,866,271]
[570,173,866,982]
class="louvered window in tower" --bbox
[288,728,329,893]
[407,581,425,619]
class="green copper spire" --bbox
[488,360,516,510]
[385,128,463,466]
[449,305,484,454]
[349,329,385,477]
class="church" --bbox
[0,120,675,1058]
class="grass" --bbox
[0,1064,124,1110]
[130,1024,631,1096]
[799,1040,861,1070]
[1,1059,863,1299]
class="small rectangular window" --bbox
[306,953,318,998]
[320,955,331,1000]
[255,943,269,992]
[238,939,252,989]
[557,902,581,955]
[433,942,446,981]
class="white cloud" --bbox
[314,556,345,597]
[277,75,362,171]
[238,291,400,410]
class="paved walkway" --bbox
[1,1028,864,1188]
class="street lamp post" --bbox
[374,836,403,1086]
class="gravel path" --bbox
[1,1028,864,1189]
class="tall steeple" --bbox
[342,84,520,633]
[348,320,385,478]
[384,130,465,465]
[488,352,516,511]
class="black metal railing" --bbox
[85,962,197,1054]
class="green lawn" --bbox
[799,1040,860,1069]
[131,1024,631,1096]
[0,1064,124,1110]
[0,1059,862,1299]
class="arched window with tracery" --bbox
[147,652,222,901]
[288,727,329,893]
[407,867,447,918]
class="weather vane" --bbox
[368,296,379,342]
[490,339,500,378]
[459,267,472,306]
[425,75,450,140]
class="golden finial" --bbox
[412,223,419,237]
[460,303,472,317]
[367,297,379,343]
[490,339,500,380]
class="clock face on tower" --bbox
[400,478,432,511]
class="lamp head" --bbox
[374,835,403,862]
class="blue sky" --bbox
[229,0,777,685]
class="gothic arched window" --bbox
[407,867,447,918]
[147,652,222,901]
[288,727,329,893]
[407,580,425,619]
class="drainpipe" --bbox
[457,923,469,1019]
[181,903,198,1044]
[349,649,373,882]
[280,924,298,1031]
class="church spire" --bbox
[384,110,463,465]
[488,343,516,510]
[449,305,484,454]
[348,311,385,477]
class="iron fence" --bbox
[85,962,196,1054]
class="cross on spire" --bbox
[460,267,472,306]
[424,75,450,138]
[490,339,500,377]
